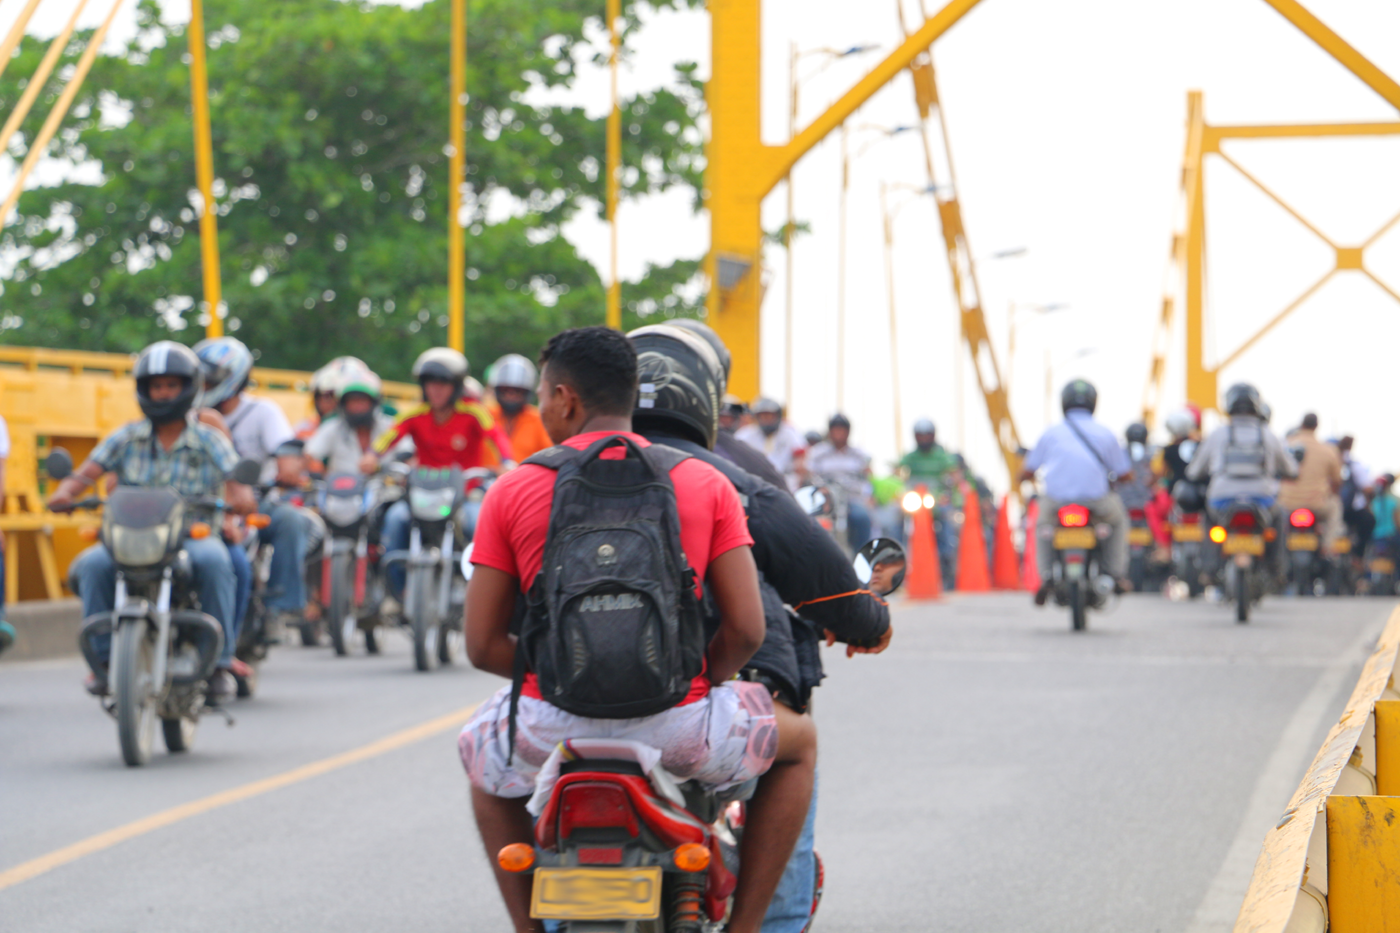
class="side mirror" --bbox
[230,458,263,486]
[854,537,907,596]
[794,485,830,518]
[45,448,74,480]
[459,542,475,581]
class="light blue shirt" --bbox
[1023,410,1132,502]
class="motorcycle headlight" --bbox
[321,495,363,528]
[108,524,171,567]
[410,487,457,521]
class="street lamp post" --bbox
[1006,300,1068,401]
[881,181,936,458]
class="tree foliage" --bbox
[0,0,706,376]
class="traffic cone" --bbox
[905,484,943,600]
[991,495,1021,590]
[1021,498,1043,593]
[956,484,991,592]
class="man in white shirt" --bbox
[304,368,405,475]
[804,414,874,547]
[734,397,806,489]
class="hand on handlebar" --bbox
[358,452,380,475]
[823,624,894,658]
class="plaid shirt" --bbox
[90,419,240,497]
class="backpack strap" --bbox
[521,444,583,470]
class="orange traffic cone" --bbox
[1021,498,1043,593]
[991,495,1021,590]
[905,484,943,600]
[956,484,991,592]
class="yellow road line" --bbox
[0,702,481,891]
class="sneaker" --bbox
[1033,583,1051,607]
[206,669,237,706]
[84,672,109,696]
[0,620,14,657]
[264,611,300,646]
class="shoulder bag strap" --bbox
[1063,417,1118,484]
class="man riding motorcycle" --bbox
[295,358,357,439]
[805,414,875,549]
[1120,422,1170,564]
[303,364,399,477]
[49,342,255,703]
[484,353,552,463]
[898,418,964,576]
[735,397,807,489]
[1020,380,1134,605]
[1278,413,1343,550]
[195,336,311,645]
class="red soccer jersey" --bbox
[374,399,513,469]
[470,431,754,703]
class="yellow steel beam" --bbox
[0,0,91,158]
[1325,796,1400,932]
[606,0,621,329]
[1181,93,1213,414]
[1205,121,1400,145]
[446,0,466,351]
[0,0,44,85]
[1377,700,1400,797]
[1258,0,1400,112]
[187,0,223,338]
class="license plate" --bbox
[531,867,662,921]
[1371,558,1395,574]
[1286,533,1319,552]
[1333,538,1353,554]
[1053,528,1096,549]
[1223,534,1265,556]
[1172,524,1204,542]
[1129,528,1154,546]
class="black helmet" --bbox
[1061,379,1097,415]
[627,325,724,449]
[134,341,203,425]
[665,318,731,387]
[1125,422,1148,444]
[1223,383,1262,416]
[829,413,851,430]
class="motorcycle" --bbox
[1284,507,1329,596]
[1209,501,1271,623]
[480,538,905,932]
[1126,508,1155,592]
[1362,538,1399,596]
[800,475,851,556]
[1168,480,1211,598]
[49,449,262,766]
[1045,503,1113,632]
[316,468,396,657]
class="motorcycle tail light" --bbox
[1129,509,1147,520]
[1228,511,1259,531]
[1209,526,1227,544]
[497,843,535,873]
[1180,513,1201,524]
[559,782,639,838]
[673,843,711,872]
[1290,508,1316,529]
[1058,505,1090,528]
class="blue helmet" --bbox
[193,336,254,408]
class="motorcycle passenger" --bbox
[295,356,365,440]
[49,342,255,702]
[367,348,513,614]
[484,353,552,463]
[196,337,311,645]
[805,414,875,548]
[1277,413,1343,549]
[1371,475,1400,556]
[303,364,399,477]
[626,324,890,933]
[458,326,816,933]
[735,397,807,489]
[1020,380,1134,605]
[1185,383,1298,578]
[1337,436,1376,554]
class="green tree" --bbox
[0,0,706,378]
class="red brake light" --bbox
[1290,508,1316,529]
[558,782,639,838]
[1228,511,1259,531]
[1129,509,1147,520]
[1180,513,1201,524]
[1058,505,1090,528]
[577,847,624,865]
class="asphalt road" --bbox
[1,592,1391,933]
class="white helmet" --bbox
[1164,408,1197,440]
[412,347,469,384]
[487,353,537,391]
[311,356,367,394]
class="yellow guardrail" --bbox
[1234,606,1400,932]
[0,346,420,602]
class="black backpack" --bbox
[510,434,707,731]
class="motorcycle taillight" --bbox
[1228,511,1259,531]
[1290,508,1316,529]
[1129,509,1147,520]
[558,782,639,839]
[1058,505,1090,528]
[1180,513,1201,524]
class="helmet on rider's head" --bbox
[310,356,366,396]
[336,367,382,429]
[912,418,936,437]
[412,347,470,401]
[1061,379,1097,415]
[1164,408,1196,440]
[486,353,538,392]
[135,341,204,425]
[193,336,253,408]
[1125,422,1148,444]
[828,413,851,431]
[751,396,783,436]
[665,318,731,387]
[626,324,723,449]
[1223,383,1262,417]
[804,430,823,448]
[720,393,746,417]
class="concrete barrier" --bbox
[1234,606,1400,932]
[0,598,82,663]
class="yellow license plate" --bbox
[531,867,662,921]
[1129,528,1154,546]
[1053,528,1097,549]
[1371,558,1395,574]
[1172,524,1204,542]
[1333,538,1353,554]
[1223,534,1265,556]
[1286,533,1319,552]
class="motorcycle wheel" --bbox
[1069,580,1087,632]
[1235,568,1250,624]
[410,567,439,672]
[113,622,157,767]
[161,715,197,753]
[329,552,355,657]
[438,622,457,665]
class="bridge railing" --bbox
[1234,606,1400,932]
[0,346,420,602]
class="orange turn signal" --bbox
[79,526,99,542]
[673,842,711,873]
[497,843,536,873]
[189,522,212,540]
[1209,526,1227,544]
[247,514,272,529]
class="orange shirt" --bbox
[485,403,552,466]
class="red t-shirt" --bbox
[374,400,513,469]
[471,431,753,703]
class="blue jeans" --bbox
[261,502,308,612]
[846,499,873,550]
[763,769,819,933]
[383,499,411,599]
[75,537,238,667]
[228,541,251,640]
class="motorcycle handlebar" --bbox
[50,496,103,514]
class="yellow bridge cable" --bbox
[0,0,93,158]
[0,0,45,85]
[0,0,125,226]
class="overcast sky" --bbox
[5,0,1400,490]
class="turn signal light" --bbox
[1290,508,1316,529]
[1209,526,1227,544]
[1058,505,1090,528]
[189,522,211,540]
[247,514,272,529]
[673,842,711,872]
[497,843,536,873]
[79,526,99,542]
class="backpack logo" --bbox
[596,543,617,566]
[578,593,644,612]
